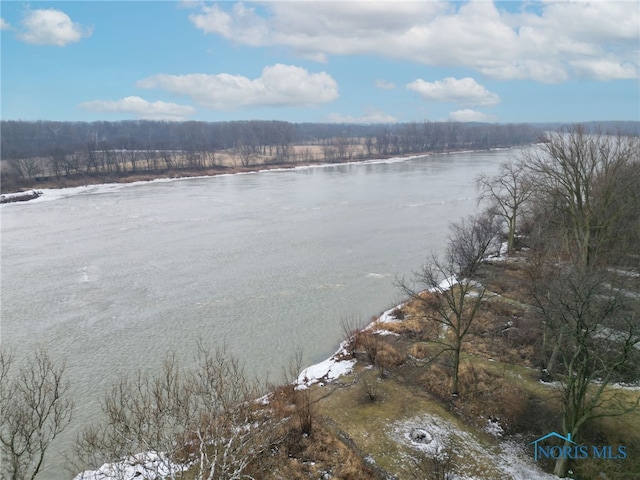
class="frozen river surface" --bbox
[1,149,519,478]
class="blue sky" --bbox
[1,1,638,124]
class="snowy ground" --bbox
[0,189,42,203]
[73,452,186,480]
[296,340,356,389]
[387,414,557,480]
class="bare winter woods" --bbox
[0,120,542,192]
[399,126,640,477]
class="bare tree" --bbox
[47,148,67,178]
[60,153,81,176]
[340,314,365,358]
[202,149,217,168]
[410,436,457,480]
[0,348,74,480]
[532,265,640,477]
[525,126,639,268]
[281,348,316,437]
[8,158,43,180]
[399,214,500,396]
[234,142,258,167]
[476,159,534,255]
[159,150,175,170]
[72,344,273,480]
[364,135,375,157]
[321,139,339,163]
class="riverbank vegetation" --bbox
[2,125,639,479]
[1,119,545,194]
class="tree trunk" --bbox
[553,440,571,477]
[545,333,561,376]
[507,215,516,254]
[451,344,461,396]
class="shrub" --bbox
[409,342,430,360]
[361,379,379,402]
[355,330,380,365]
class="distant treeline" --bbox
[1,120,638,189]
[2,120,639,161]
[0,120,548,160]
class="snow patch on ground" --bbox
[73,451,186,480]
[591,379,640,390]
[0,190,42,203]
[429,275,459,293]
[609,382,640,390]
[377,304,405,324]
[296,341,356,390]
[387,414,557,480]
[484,418,505,437]
[371,329,400,336]
[296,357,355,389]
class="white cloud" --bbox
[1,18,11,31]
[327,109,397,124]
[137,64,338,110]
[530,1,639,46]
[375,80,396,90]
[189,3,269,47]
[570,58,638,81]
[79,96,195,121]
[407,77,500,107]
[448,109,498,123]
[17,8,92,46]
[186,1,639,83]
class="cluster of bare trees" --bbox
[0,349,73,480]
[71,344,277,480]
[1,341,335,480]
[1,120,546,189]
[17,146,221,180]
[399,126,639,477]
[524,128,640,476]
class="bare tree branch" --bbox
[0,348,74,480]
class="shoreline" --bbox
[0,145,524,200]
[0,152,431,202]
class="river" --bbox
[1,148,521,478]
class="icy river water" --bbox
[1,148,521,478]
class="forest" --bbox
[0,120,550,194]
[3,120,638,195]
[1,120,546,160]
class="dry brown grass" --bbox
[417,362,452,400]
[250,418,380,480]
[408,342,431,360]
[379,315,429,337]
[377,342,405,369]
[354,330,380,365]
[353,331,406,378]
[480,260,536,303]
[248,380,383,479]
[415,360,541,435]
[456,363,527,419]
